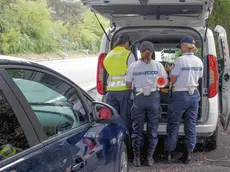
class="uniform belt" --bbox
[135,88,158,93]
[172,87,197,92]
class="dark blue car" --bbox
[0,57,129,172]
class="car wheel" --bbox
[117,142,128,172]
[205,125,218,151]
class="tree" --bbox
[47,0,84,25]
[209,0,230,42]
[76,9,109,53]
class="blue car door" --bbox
[0,70,63,172]
[5,67,114,172]
[80,94,116,172]
[65,122,114,172]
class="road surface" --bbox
[128,124,230,172]
[38,57,98,90]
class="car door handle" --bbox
[224,73,230,82]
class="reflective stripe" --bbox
[109,75,126,80]
[107,75,130,91]
[0,144,16,160]
[108,80,126,87]
[107,80,130,91]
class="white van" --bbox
[82,0,230,150]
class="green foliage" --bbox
[209,0,230,42]
[47,0,84,25]
[0,29,21,54]
[75,9,109,53]
[0,0,109,55]
[1,0,229,55]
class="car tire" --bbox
[205,125,218,151]
[117,141,128,172]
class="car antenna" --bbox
[93,11,111,42]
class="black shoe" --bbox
[166,151,176,163]
[133,149,141,167]
[146,149,155,166]
[182,151,192,164]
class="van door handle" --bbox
[224,73,230,82]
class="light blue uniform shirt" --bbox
[126,59,168,89]
[170,53,203,90]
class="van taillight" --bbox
[208,54,219,98]
[96,53,105,95]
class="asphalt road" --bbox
[128,124,230,172]
[38,58,230,172]
[38,57,97,90]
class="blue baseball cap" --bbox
[177,36,196,48]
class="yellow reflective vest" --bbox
[0,144,16,160]
[103,46,131,91]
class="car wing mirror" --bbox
[91,101,120,121]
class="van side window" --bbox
[0,90,29,161]
[7,69,89,138]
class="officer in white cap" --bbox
[126,41,168,167]
[165,36,203,164]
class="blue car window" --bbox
[7,69,89,138]
[0,89,29,161]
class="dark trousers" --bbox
[160,92,169,104]
[165,91,199,152]
[106,90,133,133]
[131,91,161,150]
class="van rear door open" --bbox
[81,0,214,27]
[215,25,230,130]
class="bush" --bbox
[0,29,21,54]
[0,0,109,55]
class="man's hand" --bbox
[169,75,177,84]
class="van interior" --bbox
[110,27,207,123]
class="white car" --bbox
[82,0,230,150]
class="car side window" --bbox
[7,69,89,138]
[0,89,29,161]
